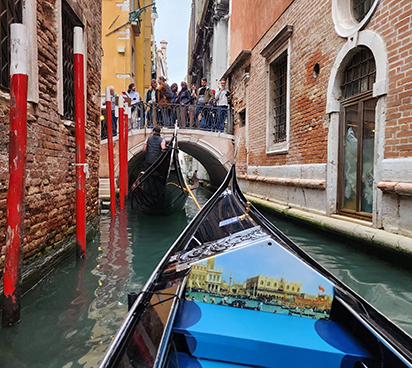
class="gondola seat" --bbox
[173,300,371,368]
[167,352,255,368]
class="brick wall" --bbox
[368,0,412,158]
[0,0,102,271]
[229,0,412,235]
[231,0,412,172]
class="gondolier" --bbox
[142,126,166,169]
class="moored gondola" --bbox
[100,165,412,368]
[130,127,188,216]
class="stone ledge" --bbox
[245,194,412,257]
[238,174,325,190]
[377,181,412,197]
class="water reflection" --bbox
[78,211,134,367]
[0,188,411,368]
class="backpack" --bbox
[165,84,173,100]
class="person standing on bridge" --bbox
[195,78,213,129]
[214,78,230,132]
[142,126,166,169]
[126,83,141,129]
[146,79,158,128]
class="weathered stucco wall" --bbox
[229,0,293,63]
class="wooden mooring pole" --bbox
[105,87,116,216]
[74,27,86,258]
[124,100,130,196]
[3,23,29,327]
[118,95,125,210]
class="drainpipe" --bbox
[74,27,86,258]
[3,23,29,327]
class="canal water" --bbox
[0,188,411,368]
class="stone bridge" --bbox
[99,128,235,197]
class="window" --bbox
[270,50,288,145]
[261,25,292,154]
[62,1,82,120]
[332,0,379,38]
[0,0,22,89]
[339,47,376,219]
[341,48,376,99]
[353,0,373,22]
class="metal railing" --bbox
[101,102,234,140]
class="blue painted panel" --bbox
[186,236,334,320]
[167,352,255,368]
[173,300,371,368]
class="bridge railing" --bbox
[101,102,234,140]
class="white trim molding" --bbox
[23,0,39,103]
[326,30,388,114]
[326,30,388,226]
[332,0,380,38]
[265,40,291,155]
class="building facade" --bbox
[245,276,302,298]
[0,0,102,275]
[187,258,223,292]
[188,0,230,90]
[225,0,412,239]
[101,0,155,97]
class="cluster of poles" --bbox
[105,89,131,217]
[2,24,125,326]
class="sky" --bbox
[154,0,192,85]
[197,243,334,296]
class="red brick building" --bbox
[0,0,101,277]
[225,0,412,238]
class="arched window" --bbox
[353,0,374,22]
[339,47,377,218]
[341,48,376,99]
[267,282,271,286]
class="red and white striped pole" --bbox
[118,95,125,210]
[3,23,29,327]
[74,26,86,258]
[105,87,116,216]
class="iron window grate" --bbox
[0,0,22,89]
[353,0,373,23]
[62,1,82,120]
[271,50,287,144]
[341,47,375,99]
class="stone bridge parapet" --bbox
[99,128,235,197]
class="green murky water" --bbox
[0,188,411,367]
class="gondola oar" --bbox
[183,177,201,210]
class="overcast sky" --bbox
[154,0,192,85]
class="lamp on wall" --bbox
[129,2,159,23]
[151,5,159,20]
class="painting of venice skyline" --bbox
[186,240,334,319]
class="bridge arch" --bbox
[99,129,235,192]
